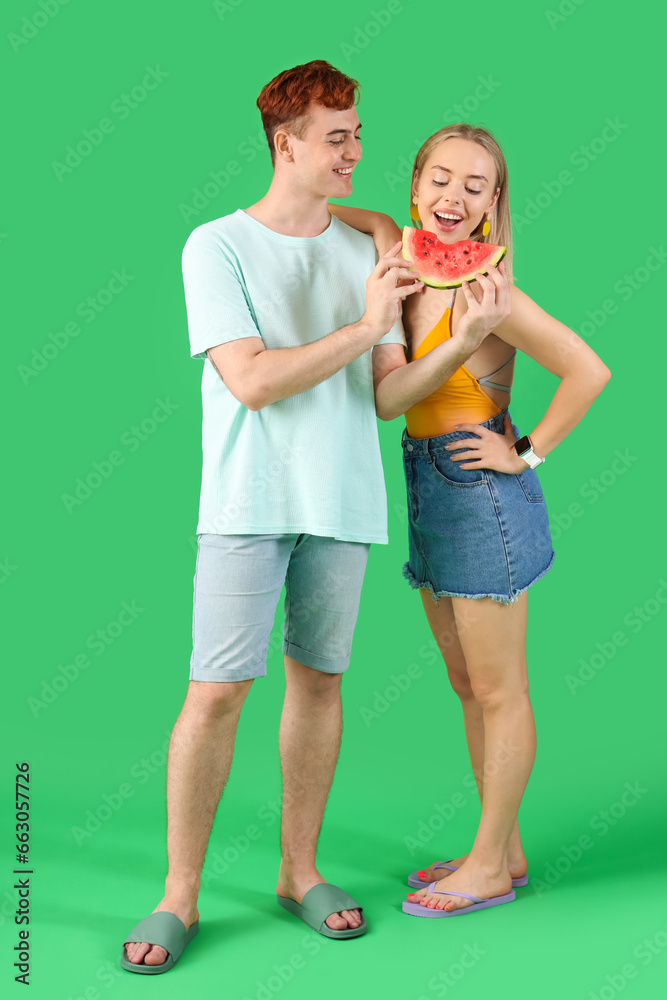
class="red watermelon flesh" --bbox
[402,227,507,289]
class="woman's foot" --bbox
[124,896,200,967]
[407,859,513,912]
[416,849,527,884]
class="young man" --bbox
[120,60,484,974]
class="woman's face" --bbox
[412,137,500,241]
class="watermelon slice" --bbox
[402,227,507,289]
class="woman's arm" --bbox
[328,204,403,257]
[373,266,512,419]
[450,284,611,473]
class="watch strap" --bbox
[521,449,545,469]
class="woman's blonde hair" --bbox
[409,124,514,284]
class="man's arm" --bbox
[372,263,512,420]
[208,242,422,410]
[208,320,377,411]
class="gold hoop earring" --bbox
[410,199,420,223]
[482,214,491,237]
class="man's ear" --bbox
[274,129,294,164]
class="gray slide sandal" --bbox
[277,883,367,939]
[121,912,199,974]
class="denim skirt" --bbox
[401,409,555,604]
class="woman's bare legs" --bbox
[409,591,534,908]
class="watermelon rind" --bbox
[401,227,507,289]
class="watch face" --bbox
[514,435,532,456]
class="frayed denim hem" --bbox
[401,549,555,606]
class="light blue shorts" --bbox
[190,533,370,682]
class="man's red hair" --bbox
[256,60,360,164]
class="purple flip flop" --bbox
[407,861,528,890]
[403,882,516,918]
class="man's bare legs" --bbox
[276,656,362,931]
[411,591,531,894]
[125,656,360,966]
[124,679,251,967]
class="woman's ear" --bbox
[488,186,501,212]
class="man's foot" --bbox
[124,897,200,967]
[416,850,527,884]
[277,870,362,931]
[406,859,512,913]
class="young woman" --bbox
[329,124,610,918]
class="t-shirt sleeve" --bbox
[182,228,263,360]
[375,309,407,347]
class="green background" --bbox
[3,0,666,997]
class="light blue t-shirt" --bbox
[182,208,406,544]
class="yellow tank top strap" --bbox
[412,307,452,360]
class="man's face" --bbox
[285,103,362,197]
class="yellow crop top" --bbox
[404,292,516,439]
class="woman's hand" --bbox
[445,413,529,473]
[454,261,512,353]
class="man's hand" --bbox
[454,260,511,354]
[363,240,423,337]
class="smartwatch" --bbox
[513,435,545,469]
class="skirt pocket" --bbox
[515,467,545,503]
[429,451,489,488]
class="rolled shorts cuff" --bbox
[189,662,267,683]
[282,639,350,674]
